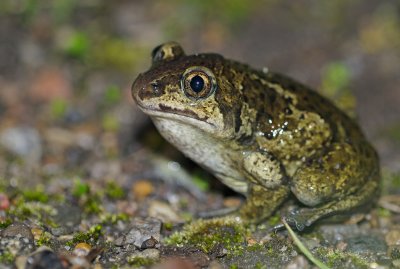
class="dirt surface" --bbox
[0,1,400,268]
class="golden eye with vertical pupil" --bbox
[181,66,217,99]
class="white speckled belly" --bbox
[152,117,248,194]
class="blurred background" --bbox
[1,1,400,267]
[0,0,400,183]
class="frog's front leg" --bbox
[239,184,289,223]
[240,151,290,223]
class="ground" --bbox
[1,1,400,268]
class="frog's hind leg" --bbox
[287,142,380,230]
[285,174,379,231]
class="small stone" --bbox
[2,223,34,242]
[125,218,161,249]
[50,226,69,236]
[132,180,154,200]
[284,255,310,269]
[209,243,227,258]
[114,236,125,247]
[73,242,92,257]
[148,200,182,223]
[25,248,64,269]
[141,236,159,249]
[31,228,43,240]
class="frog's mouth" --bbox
[136,102,217,129]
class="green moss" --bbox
[36,232,52,247]
[64,31,89,59]
[50,99,68,120]
[0,217,12,228]
[376,207,391,218]
[0,250,14,264]
[127,256,156,267]
[384,124,400,143]
[22,187,49,203]
[320,61,355,116]
[10,201,58,227]
[164,218,249,254]
[66,224,103,247]
[316,247,369,268]
[163,222,173,231]
[191,174,209,191]
[72,178,90,197]
[102,113,120,132]
[105,181,125,200]
[71,178,104,214]
[90,39,147,72]
[381,172,400,195]
[254,262,267,269]
[266,213,281,227]
[104,85,122,106]
[83,195,103,214]
[101,213,129,224]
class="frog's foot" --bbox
[283,208,316,231]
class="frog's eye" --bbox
[181,66,217,99]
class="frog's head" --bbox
[132,42,243,139]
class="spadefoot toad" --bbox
[131,42,380,230]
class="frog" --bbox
[131,42,380,231]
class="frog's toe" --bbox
[283,209,314,231]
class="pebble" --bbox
[132,180,154,200]
[141,236,159,249]
[73,242,92,257]
[125,218,161,249]
[30,227,43,240]
[0,126,42,164]
[25,248,64,269]
[148,200,182,223]
[2,223,34,242]
[284,255,310,269]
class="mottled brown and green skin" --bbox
[132,42,380,230]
